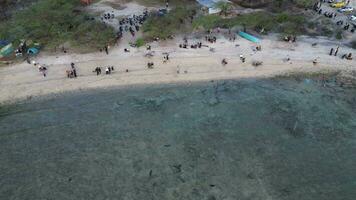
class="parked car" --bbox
[338,7,354,12]
[331,2,346,8]
[350,15,356,21]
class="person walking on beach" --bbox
[329,48,334,56]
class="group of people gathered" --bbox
[329,46,353,60]
[93,66,115,75]
[116,11,149,39]
[66,63,77,78]
[179,38,203,49]
[313,2,355,33]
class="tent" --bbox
[27,47,39,55]
[0,43,14,58]
[238,31,260,43]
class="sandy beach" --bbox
[2,1,356,199]
[0,35,355,104]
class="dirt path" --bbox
[0,35,355,104]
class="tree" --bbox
[214,1,233,17]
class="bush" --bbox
[135,38,145,47]
[193,11,306,35]
[294,0,315,8]
[142,6,196,39]
[336,30,343,40]
[0,0,115,50]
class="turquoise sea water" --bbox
[1,76,356,200]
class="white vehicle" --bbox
[350,15,356,21]
[338,7,353,12]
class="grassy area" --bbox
[0,0,115,50]
[135,38,146,47]
[193,12,306,35]
[142,6,197,40]
[294,0,315,8]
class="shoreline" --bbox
[1,36,355,104]
[0,67,352,106]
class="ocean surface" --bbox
[1,76,356,200]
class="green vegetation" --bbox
[0,0,115,50]
[270,0,315,9]
[335,30,343,40]
[294,0,315,8]
[135,38,146,47]
[214,1,234,16]
[142,6,197,40]
[193,11,306,35]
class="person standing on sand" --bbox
[329,48,334,56]
[334,46,339,56]
[94,67,101,76]
[240,55,246,63]
[105,45,109,55]
[71,63,77,78]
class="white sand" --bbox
[0,35,355,104]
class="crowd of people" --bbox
[116,10,149,39]
[101,11,115,21]
[313,1,355,33]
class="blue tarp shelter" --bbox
[0,43,14,58]
[238,31,260,43]
[0,40,9,48]
[27,47,39,55]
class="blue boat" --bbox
[238,31,260,43]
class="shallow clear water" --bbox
[1,77,356,200]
